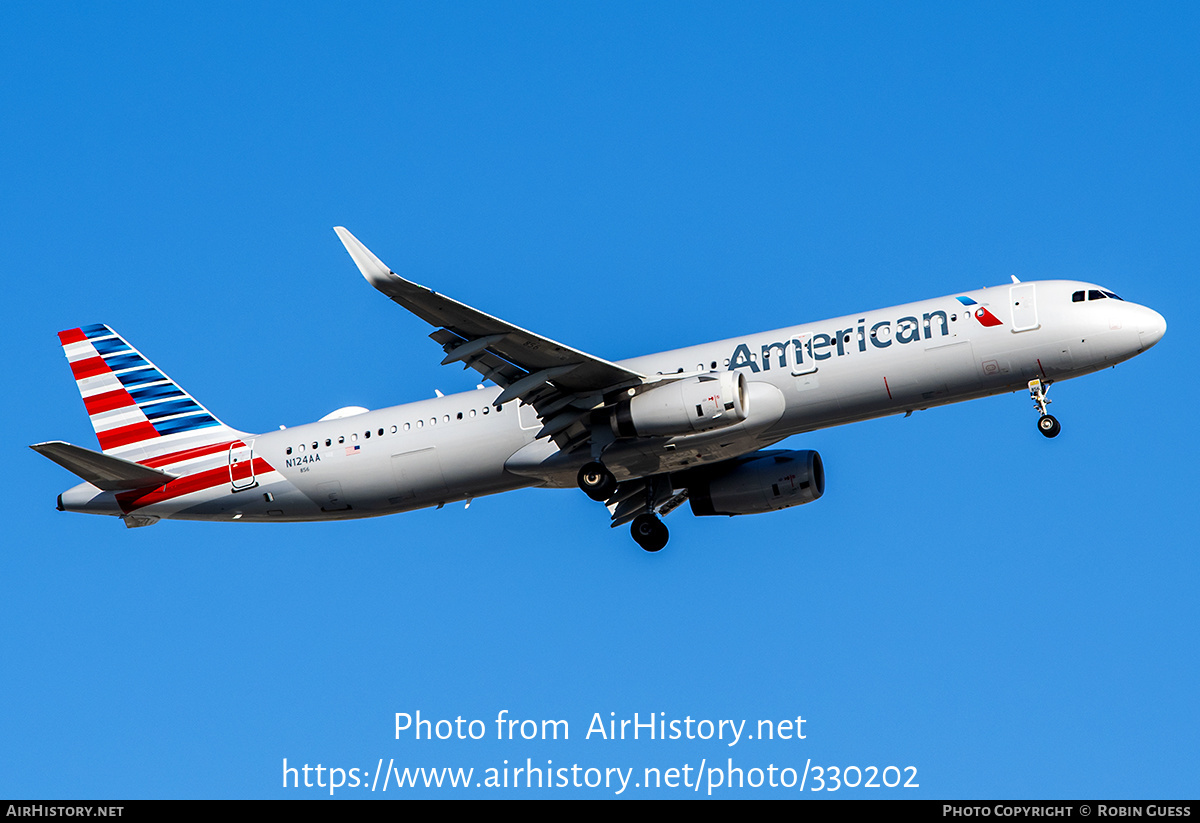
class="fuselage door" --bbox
[229,441,258,491]
[790,333,818,376]
[1010,284,1039,332]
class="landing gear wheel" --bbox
[577,462,617,502]
[630,513,669,552]
[1037,414,1061,438]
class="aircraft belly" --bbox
[505,430,780,487]
[505,382,787,487]
[138,478,319,522]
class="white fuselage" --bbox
[58,280,1166,523]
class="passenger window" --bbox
[430,418,436,426]
[469,409,477,418]
[338,436,344,444]
[456,412,463,420]
[416,420,423,428]
[483,406,489,415]
[364,430,370,439]
[443,415,449,423]
[325,439,331,447]
[391,425,397,433]
[286,447,292,455]
[312,441,318,450]
[378,428,384,436]
[710,361,717,370]
[1072,291,1085,302]
[351,433,358,441]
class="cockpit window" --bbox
[1074,289,1125,303]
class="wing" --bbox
[335,227,655,451]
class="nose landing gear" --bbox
[1029,378,1060,438]
[1037,414,1061,437]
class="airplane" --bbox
[32,228,1167,551]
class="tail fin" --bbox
[57,324,245,458]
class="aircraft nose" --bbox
[1137,306,1166,350]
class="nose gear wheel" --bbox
[1028,379,1061,438]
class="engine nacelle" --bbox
[612,372,748,437]
[688,450,825,516]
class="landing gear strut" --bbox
[577,461,617,501]
[1029,378,1060,438]
[579,462,673,552]
[630,513,669,552]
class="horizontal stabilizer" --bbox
[31,441,177,491]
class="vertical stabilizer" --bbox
[57,324,245,460]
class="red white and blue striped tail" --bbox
[58,324,245,459]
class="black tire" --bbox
[577,462,617,501]
[1038,414,1061,438]
[631,513,669,552]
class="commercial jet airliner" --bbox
[33,229,1166,550]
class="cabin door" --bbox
[1010,284,1039,332]
[229,441,258,491]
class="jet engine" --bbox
[611,372,749,437]
[688,450,825,516]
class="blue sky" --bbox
[2,2,1196,798]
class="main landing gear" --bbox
[630,513,669,553]
[577,461,671,552]
[577,461,617,501]
[1029,378,1061,438]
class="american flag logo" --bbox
[345,445,361,456]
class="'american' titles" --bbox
[728,308,965,373]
